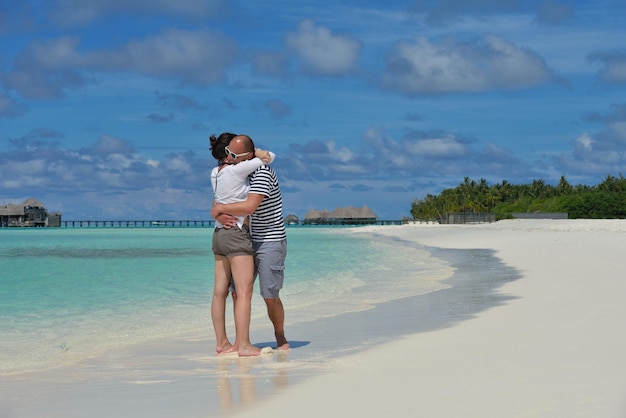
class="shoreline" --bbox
[2,220,625,417]
[233,219,626,418]
[1,224,514,417]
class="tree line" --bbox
[410,175,626,221]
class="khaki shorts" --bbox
[212,225,254,257]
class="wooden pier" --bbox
[58,219,404,228]
[61,220,215,228]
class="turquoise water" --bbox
[0,227,451,375]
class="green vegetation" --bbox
[411,175,626,221]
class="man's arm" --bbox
[211,193,265,219]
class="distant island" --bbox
[411,175,626,222]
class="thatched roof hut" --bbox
[0,204,22,217]
[303,208,331,220]
[303,205,377,225]
[0,198,46,215]
[328,205,376,220]
[1,198,60,227]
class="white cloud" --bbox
[556,124,626,175]
[326,140,354,163]
[163,154,192,172]
[147,159,160,168]
[382,34,552,95]
[587,50,626,84]
[119,28,237,85]
[286,19,362,76]
[575,132,594,152]
[48,0,228,27]
[4,36,88,99]
[405,135,469,158]
[5,28,238,98]
[89,135,135,155]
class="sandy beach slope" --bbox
[234,219,626,418]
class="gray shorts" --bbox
[253,239,287,299]
[229,239,287,298]
[212,225,254,257]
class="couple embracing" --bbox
[209,133,288,357]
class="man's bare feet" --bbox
[276,334,289,350]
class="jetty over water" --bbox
[2,199,405,228]
[59,219,404,228]
[62,220,216,228]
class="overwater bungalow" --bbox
[303,205,377,225]
[0,198,62,227]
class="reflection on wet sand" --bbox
[215,350,291,413]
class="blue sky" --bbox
[1,0,625,220]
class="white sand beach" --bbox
[235,219,626,418]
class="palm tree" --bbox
[486,188,501,210]
[598,175,618,192]
[556,176,573,196]
[529,179,547,199]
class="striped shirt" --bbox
[248,165,286,242]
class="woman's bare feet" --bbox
[237,344,263,357]
[216,344,237,356]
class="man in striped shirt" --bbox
[211,135,289,350]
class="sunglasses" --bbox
[225,146,251,160]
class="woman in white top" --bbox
[209,133,274,357]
